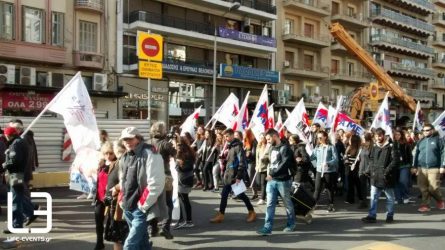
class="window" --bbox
[347,62,354,76]
[347,6,355,17]
[331,59,339,74]
[304,54,314,70]
[23,7,44,43]
[79,21,97,52]
[52,12,64,46]
[332,2,339,15]
[284,19,293,35]
[166,44,186,61]
[304,23,314,38]
[0,2,14,40]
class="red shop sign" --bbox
[1,92,54,111]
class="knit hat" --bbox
[3,127,18,136]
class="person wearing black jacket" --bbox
[257,129,296,236]
[393,128,413,205]
[362,128,400,223]
[289,134,313,189]
[210,129,256,224]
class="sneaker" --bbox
[211,188,220,193]
[184,221,194,228]
[160,229,174,240]
[385,216,394,223]
[76,193,87,199]
[361,216,377,223]
[256,227,272,236]
[417,205,431,213]
[436,201,445,210]
[251,194,259,201]
[172,221,187,230]
[327,204,335,212]
[283,225,296,232]
[256,199,265,205]
[403,198,413,204]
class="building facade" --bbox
[0,0,124,119]
[432,0,445,120]
[117,0,278,125]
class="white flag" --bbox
[267,104,275,130]
[326,105,336,129]
[370,92,393,139]
[432,110,445,137]
[312,102,329,128]
[180,106,202,139]
[283,98,310,143]
[232,92,250,133]
[249,85,269,141]
[47,72,100,152]
[412,101,425,133]
[210,93,239,128]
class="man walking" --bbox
[413,124,445,212]
[257,129,296,236]
[210,129,256,223]
[119,127,165,250]
[362,128,399,223]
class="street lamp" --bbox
[212,2,241,116]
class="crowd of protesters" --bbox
[2,118,445,250]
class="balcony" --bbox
[370,8,434,36]
[405,88,435,99]
[433,37,445,48]
[331,11,369,29]
[433,0,445,8]
[433,13,445,28]
[382,0,435,15]
[330,41,347,53]
[222,0,276,14]
[331,71,372,84]
[379,60,434,80]
[432,80,445,90]
[74,0,104,14]
[0,40,66,64]
[283,0,330,17]
[282,32,330,47]
[126,11,276,53]
[371,34,434,58]
[73,51,103,69]
[282,64,329,79]
[433,56,445,69]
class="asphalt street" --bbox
[0,185,444,250]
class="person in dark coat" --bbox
[362,128,400,223]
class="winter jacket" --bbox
[413,134,445,168]
[393,141,412,168]
[2,135,29,186]
[311,144,338,173]
[268,142,293,181]
[223,138,246,185]
[176,158,194,188]
[368,141,400,188]
[119,142,165,213]
[147,136,176,176]
[358,146,372,176]
[290,143,311,173]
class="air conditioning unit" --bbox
[284,60,290,67]
[20,66,36,85]
[0,64,15,84]
[278,96,286,105]
[50,73,64,88]
[244,17,251,27]
[93,73,108,91]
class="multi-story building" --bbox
[117,0,278,125]
[276,0,370,113]
[432,0,445,113]
[0,0,123,118]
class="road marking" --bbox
[348,241,414,250]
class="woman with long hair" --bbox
[357,132,373,209]
[311,131,338,212]
[192,126,205,188]
[393,128,413,204]
[255,133,269,205]
[243,129,257,200]
[344,134,363,205]
[211,132,225,192]
[202,129,217,191]
[173,137,196,229]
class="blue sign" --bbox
[220,64,279,83]
[163,62,213,76]
[218,27,276,47]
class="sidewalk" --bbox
[0,186,444,249]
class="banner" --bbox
[312,102,328,128]
[232,92,250,132]
[250,85,269,141]
[283,98,310,143]
[412,101,425,133]
[210,93,239,128]
[432,110,445,137]
[370,92,393,139]
[180,106,202,139]
[267,104,275,130]
[333,112,365,136]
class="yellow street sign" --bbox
[139,61,163,79]
[137,32,163,62]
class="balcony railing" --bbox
[371,34,434,54]
[222,0,276,14]
[433,56,445,64]
[371,8,434,33]
[73,51,103,69]
[331,70,372,79]
[285,0,329,9]
[128,11,214,35]
[283,32,330,43]
[332,10,365,22]
[401,0,435,11]
[75,0,104,12]
[379,60,434,77]
[405,88,435,99]
[433,13,445,23]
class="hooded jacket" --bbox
[368,141,400,188]
[268,142,293,181]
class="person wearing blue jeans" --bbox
[257,129,296,236]
[362,128,399,223]
[124,209,149,250]
[393,129,413,204]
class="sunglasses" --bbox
[422,129,432,132]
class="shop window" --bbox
[0,2,14,40]
[23,6,44,43]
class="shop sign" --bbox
[163,62,213,76]
[1,92,53,111]
[218,27,276,47]
[219,64,279,83]
[124,93,167,102]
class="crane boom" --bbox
[330,22,417,112]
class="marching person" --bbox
[210,129,256,223]
[256,129,296,236]
[362,128,399,223]
[119,127,165,250]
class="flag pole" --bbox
[21,72,82,138]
